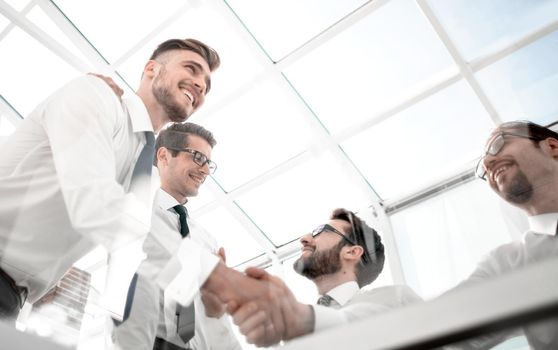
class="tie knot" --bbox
[145,131,155,147]
[173,204,187,217]
[317,294,334,307]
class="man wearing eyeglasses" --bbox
[230,208,421,346]
[453,120,558,349]
[113,122,241,350]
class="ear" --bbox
[156,147,169,167]
[544,138,558,160]
[342,245,364,263]
[143,60,159,79]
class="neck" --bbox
[161,186,187,205]
[136,88,169,133]
[519,180,558,216]
[312,268,356,295]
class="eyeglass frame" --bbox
[311,223,371,263]
[165,146,217,174]
[475,132,541,180]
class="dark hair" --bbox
[150,38,220,72]
[154,122,216,167]
[330,208,385,287]
[495,120,558,147]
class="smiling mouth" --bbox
[180,87,195,105]
[491,163,513,184]
[189,174,205,185]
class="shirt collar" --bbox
[123,94,154,134]
[527,212,558,236]
[323,281,359,306]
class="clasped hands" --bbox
[201,262,314,347]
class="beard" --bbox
[152,67,190,122]
[502,170,533,204]
[293,241,343,280]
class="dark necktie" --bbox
[116,132,156,324]
[173,205,189,238]
[173,204,195,344]
[129,132,156,204]
[317,294,334,307]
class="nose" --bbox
[192,76,208,96]
[300,233,312,246]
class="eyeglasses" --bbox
[311,224,358,246]
[475,132,539,180]
[166,147,217,174]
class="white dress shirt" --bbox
[113,189,237,350]
[313,281,422,332]
[456,213,558,349]
[0,75,153,304]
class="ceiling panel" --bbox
[225,0,367,61]
[476,30,558,126]
[283,0,457,135]
[341,80,494,200]
[52,0,186,63]
[0,26,79,117]
[204,77,314,191]
[428,0,558,61]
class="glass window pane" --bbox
[4,0,30,12]
[194,207,264,267]
[428,0,558,61]
[390,180,525,299]
[341,80,494,200]
[52,0,186,63]
[235,151,372,245]
[0,115,16,136]
[26,6,91,66]
[0,27,79,117]
[225,0,367,61]
[203,78,313,191]
[284,0,456,134]
[476,31,558,126]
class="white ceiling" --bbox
[1,0,558,268]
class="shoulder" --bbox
[351,284,422,306]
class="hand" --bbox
[200,247,228,318]
[230,268,314,346]
[202,263,289,346]
[88,72,124,99]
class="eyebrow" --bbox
[183,60,212,93]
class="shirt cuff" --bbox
[160,239,220,306]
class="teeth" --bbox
[181,88,194,104]
[493,165,509,182]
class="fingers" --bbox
[217,247,226,263]
[244,266,269,280]
[87,72,124,98]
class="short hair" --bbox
[330,208,385,288]
[150,38,220,72]
[495,120,558,146]
[154,122,217,167]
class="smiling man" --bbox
[451,120,558,349]
[0,37,218,322]
[113,123,241,350]
[231,208,421,346]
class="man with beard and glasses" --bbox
[446,120,558,350]
[0,37,219,322]
[229,208,421,347]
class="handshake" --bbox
[201,261,314,347]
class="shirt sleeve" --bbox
[42,75,151,251]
